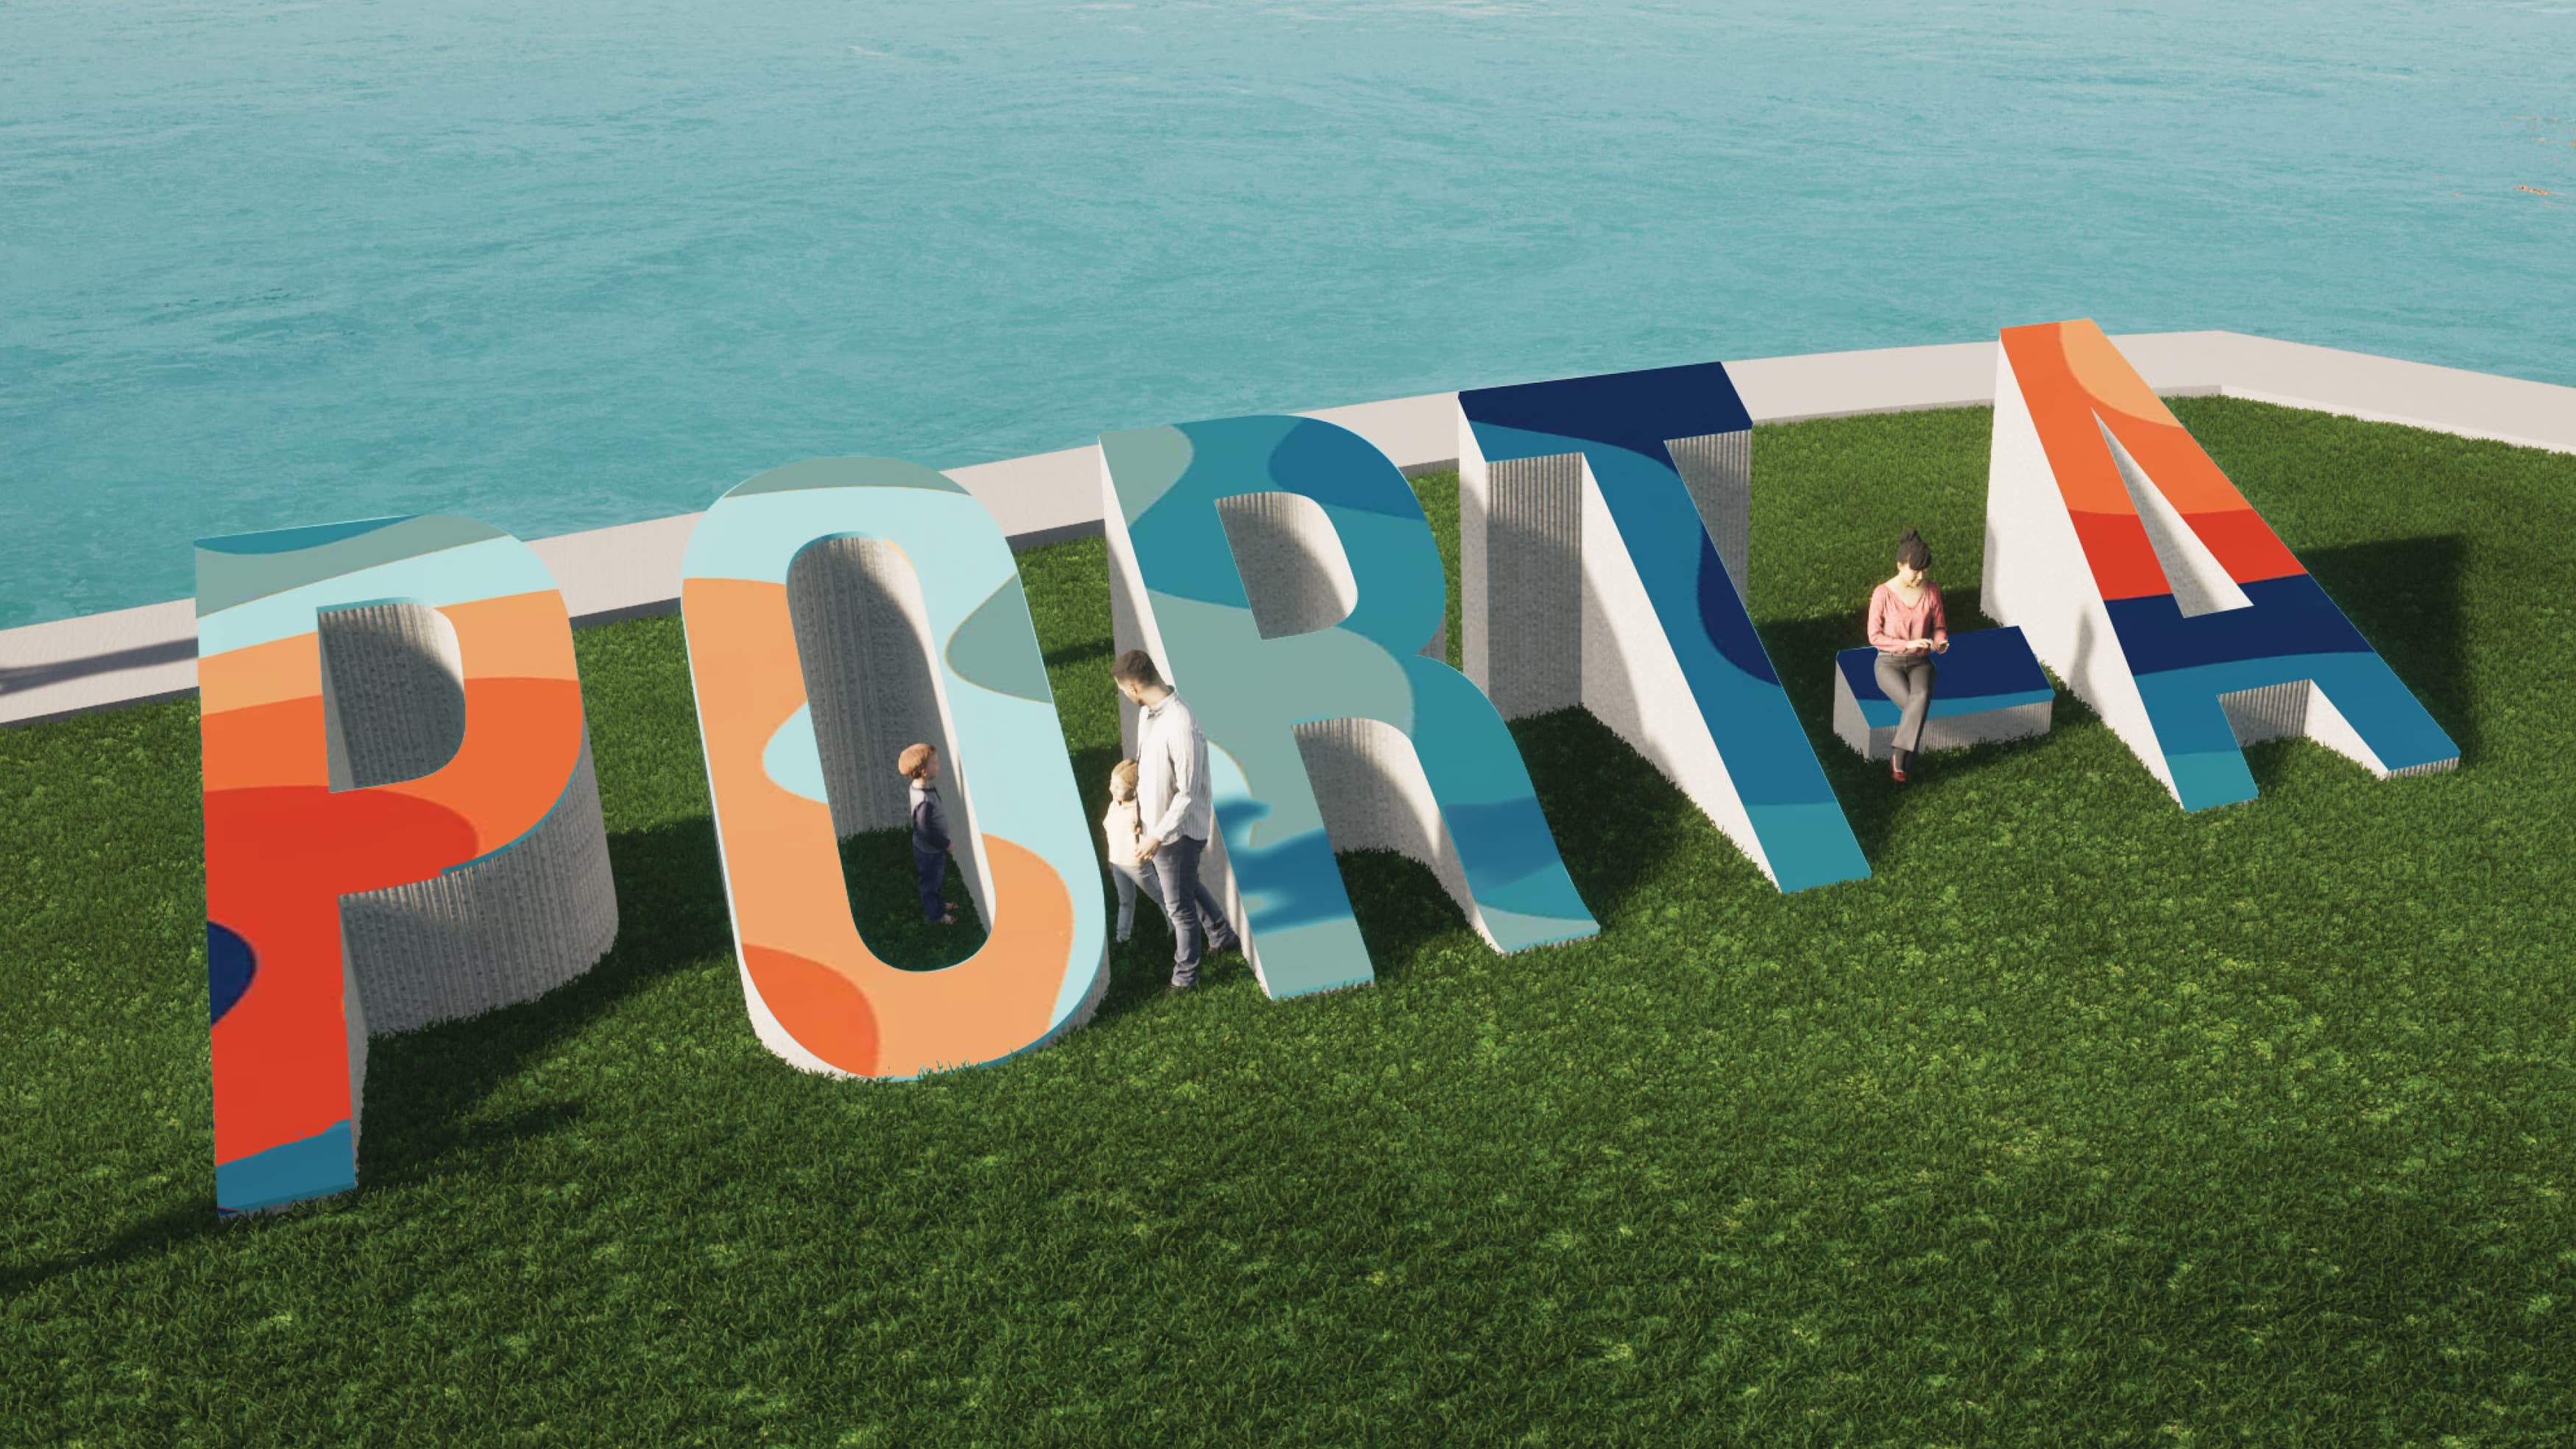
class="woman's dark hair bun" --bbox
[1895,528,1932,570]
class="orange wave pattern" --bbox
[683,576,1076,1077]
[201,569,587,1211]
[2003,319,2305,600]
[676,458,1105,1077]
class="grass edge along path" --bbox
[4,399,2574,1445]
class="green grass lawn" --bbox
[4,399,2573,1445]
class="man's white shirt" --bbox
[1136,691,1216,846]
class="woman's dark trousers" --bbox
[1872,651,1938,762]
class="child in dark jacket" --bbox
[899,743,955,926]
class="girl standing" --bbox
[1102,759,1164,943]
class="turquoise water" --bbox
[4,0,2570,628]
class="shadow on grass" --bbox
[1336,849,1473,982]
[835,829,989,969]
[1752,584,2059,862]
[2227,534,2476,794]
[1507,707,1716,925]
[15,530,2468,1294]
[356,815,737,1194]
[816,818,1184,1024]
[2303,534,2477,763]
[1042,638,1112,673]
[0,1200,226,1297]
[1082,842,1474,1010]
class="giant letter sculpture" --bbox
[680,458,1105,1076]
[197,516,618,1215]
[1100,416,1597,999]
[1986,319,2459,809]
[1457,364,1870,892]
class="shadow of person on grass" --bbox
[1752,584,2065,863]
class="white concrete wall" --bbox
[8,329,2573,729]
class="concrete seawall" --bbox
[7,327,2574,729]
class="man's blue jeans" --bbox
[1150,834,1237,987]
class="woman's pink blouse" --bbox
[1867,582,1948,653]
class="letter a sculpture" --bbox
[1986,319,2458,809]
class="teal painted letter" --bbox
[1101,416,1599,999]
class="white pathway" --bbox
[7,329,2572,729]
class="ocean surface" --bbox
[4,0,2571,628]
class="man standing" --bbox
[1110,649,1242,992]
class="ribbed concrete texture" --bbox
[321,603,618,1035]
[1668,430,1752,607]
[2217,679,2315,748]
[1460,428,1752,719]
[2215,681,2456,779]
[1292,715,1524,949]
[1214,491,1446,658]
[2101,423,2250,618]
[784,536,991,919]
[319,603,468,792]
[1214,493,1360,640]
[1459,417,1786,881]
[1459,450,1585,720]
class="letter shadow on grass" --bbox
[344,534,2474,1195]
[365,815,1017,1197]
[0,1200,222,1297]
[834,829,989,968]
[2233,536,2474,793]
[0,815,744,1292]
[357,815,739,1194]
[2299,534,2476,764]
[1505,706,1741,926]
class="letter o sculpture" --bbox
[680,458,1108,1078]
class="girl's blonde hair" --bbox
[1110,758,1139,800]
